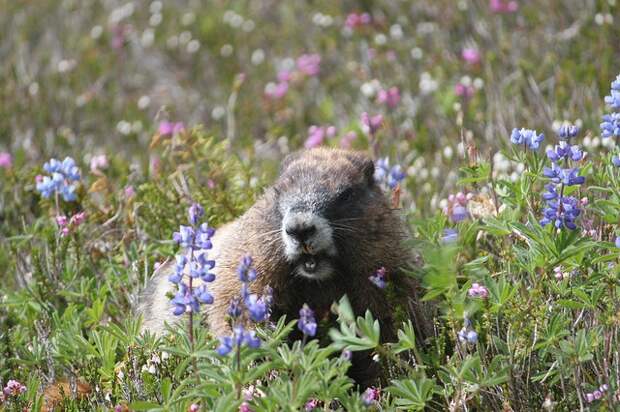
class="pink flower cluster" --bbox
[0,152,12,169]
[2,380,26,400]
[585,384,609,403]
[265,54,321,100]
[444,192,471,223]
[553,266,570,280]
[490,0,518,13]
[468,283,489,299]
[361,386,381,406]
[339,131,358,149]
[296,54,321,77]
[377,87,401,108]
[56,211,87,237]
[455,82,475,100]
[158,121,185,137]
[90,154,108,174]
[345,12,371,29]
[361,112,383,136]
[304,125,336,149]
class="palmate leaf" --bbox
[387,377,437,410]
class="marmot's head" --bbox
[273,148,387,280]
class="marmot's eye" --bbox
[337,187,355,203]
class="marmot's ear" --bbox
[362,158,376,186]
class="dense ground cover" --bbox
[2,0,620,410]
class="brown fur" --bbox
[138,148,433,385]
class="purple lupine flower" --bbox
[443,192,470,223]
[217,326,261,356]
[228,297,242,318]
[36,157,81,201]
[601,112,620,139]
[237,255,257,282]
[298,304,317,337]
[467,283,489,298]
[217,335,234,356]
[542,164,585,186]
[510,128,544,150]
[169,204,216,315]
[442,228,458,244]
[194,284,214,304]
[604,74,620,109]
[361,112,383,135]
[171,282,200,315]
[188,203,205,225]
[296,54,321,76]
[374,157,406,189]
[457,328,478,344]
[615,236,620,248]
[245,294,269,322]
[369,267,387,289]
[361,387,380,406]
[540,186,581,230]
[546,141,585,162]
[557,124,580,140]
[194,223,215,249]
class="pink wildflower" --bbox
[264,82,289,100]
[345,12,371,29]
[277,69,292,82]
[158,121,185,137]
[296,54,321,77]
[304,125,327,149]
[124,185,135,199]
[468,283,489,299]
[55,215,68,227]
[90,154,109,174]
[377,87,401,108]
[239,402,253,412]
[340,131,358,149]
[0,152,12,169]
[462,48,481,65]
[455,83,475,100]
[360,112,383,135]
[489,0,518,13]
[3,380,26,397]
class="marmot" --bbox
[138,148,431,385]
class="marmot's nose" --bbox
[285,224,316,243]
